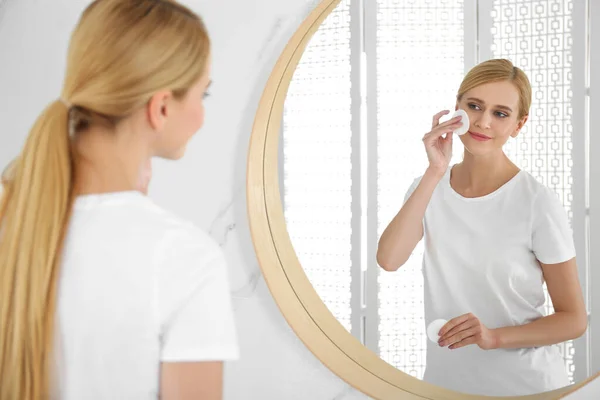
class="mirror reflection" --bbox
[279,0,593,396]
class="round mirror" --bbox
[248,0,599,398]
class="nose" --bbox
[474,111,492,130]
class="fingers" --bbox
[439,326,479,347]
[439,318,477,343]
[449,336,478,350]
[432,109,464,130]
[438,313,474,337]
[437,115,464,130]
[443,131,453,146]
[423,118,464,142]
[432,110,450,129]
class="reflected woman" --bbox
[377,58,587,396]
[0,1,237,399]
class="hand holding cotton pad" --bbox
[450,109,469,136]
[426,319,448,344]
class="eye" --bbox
[495,111,508,118]
[467,103,481,111]
[203,92,211,99]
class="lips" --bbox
[468,131,492,141]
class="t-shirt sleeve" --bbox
[531,187,576,265]
[403,176,422,205]
[157,227,239,362]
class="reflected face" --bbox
[456,80,528,156]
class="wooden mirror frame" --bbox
[246,0,599,398]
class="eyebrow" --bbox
[466,97,513,113]
[207,80,213,89]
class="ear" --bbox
[146,90,174,132]
[512,114,528,138]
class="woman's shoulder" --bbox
[141,200,221,258]
[515,171,560,200]
[81,192,221,260]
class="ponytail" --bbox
[1,0,212,397]
[0,99,74,400]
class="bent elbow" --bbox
[376,252,402,272]
[574,314,589,338]
[565,311,589,340]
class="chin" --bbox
[170,151,186,161]
[160,146,187,160]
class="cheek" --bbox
[499,119,519,135]
[465,110,474,125]
[188,100,205,132]
[462,108,478,127]
[494,124,515,144]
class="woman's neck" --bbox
[451,150,520,197]
[71,126,152,196]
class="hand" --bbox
[437,313,498,350]
[422,110,463,175]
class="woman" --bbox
[377,59,587,396]
[0,1,237,399]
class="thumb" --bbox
[444,132,453,147]
[444,134,453,156]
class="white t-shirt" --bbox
[52,191,239,399]
[403,166,575,396]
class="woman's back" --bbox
[0,1,234,398]
[54,192,238,399]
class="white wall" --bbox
[0,0,367,399]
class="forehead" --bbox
[463,80,520,109]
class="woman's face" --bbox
[456,80,528,157]
[150,54,212,160]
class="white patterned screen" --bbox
[282,0,353,332]
[375,0,465,378]
[489,0,576,382]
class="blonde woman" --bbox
[377,59,587,396]
[0,1,237,399]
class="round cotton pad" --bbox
[451,109,469,136]
[426,319,448,344]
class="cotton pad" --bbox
[450,109,469,136]
[426,319,448,344]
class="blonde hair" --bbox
[457,58,532,120]
[0,1,210,398]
